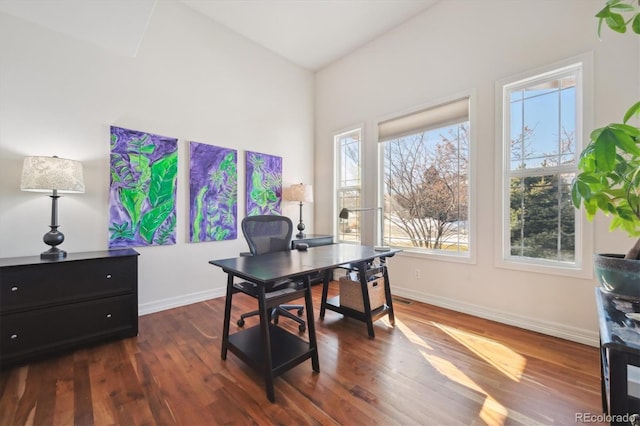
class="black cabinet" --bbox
[0,249,139,368]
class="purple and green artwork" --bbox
[189,142,238,242]
[245,151,282,216]
[109,126,178,248]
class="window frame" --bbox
[376,91,477,264]
[334,126,363,244]
[495,53,594,278]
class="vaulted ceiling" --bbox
[0,0,439,71]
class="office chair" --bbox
[236,215,306,333]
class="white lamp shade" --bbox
[286,183,313,203]
[20,156,85,193]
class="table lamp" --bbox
[20,155,85,260]
[286,183,313,238]
[339,207,390,251]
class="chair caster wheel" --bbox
[298,324,306,333]
[237,318,245,327]
[297,309,304,316]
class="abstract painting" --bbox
[245,151,282,216]
[109,126,178,248]
[189,142,238,242]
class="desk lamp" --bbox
[339,207,390,251]
[286,183,313,238]
[20,155,85,259]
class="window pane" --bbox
[383,122,469,254]
[336,128,362,243]
[339,131,360,187]
[509,76,576,170]
[509,174,575,262]
[338,189,361,242]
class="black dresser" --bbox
[0,249,139,368]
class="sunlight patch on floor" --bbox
[393,317,433,350]
[431,322,526,382]
[420,351,509,425]
[394,317,543,425]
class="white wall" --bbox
[314,0,640,345]
[0,1,315,313]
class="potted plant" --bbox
[571,0,640,298]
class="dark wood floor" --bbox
[1,282,604,425]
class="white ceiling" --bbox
[0,0,439,71]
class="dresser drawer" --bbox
[0,256,137,312]
[1,294,137,365]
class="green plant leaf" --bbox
[593,127,618,171]
[129,153,152,184]
[149,152,178,207]
[140,201,174,243]
[609,124,640,155]
[192,186,208,242]
[623,100,640,123]
[119,187,145,227]
[632,13,640,33]
[606,12,628,32]
[610,3,635,12]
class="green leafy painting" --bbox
[109,126,178,247]
[245,151,282,216]
[189,142,237,242]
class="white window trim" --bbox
[494,52,594,279]
[375,90,477,265]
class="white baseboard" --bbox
[136,284,599,347]
[138,288,226,316]
[392,286,600,347]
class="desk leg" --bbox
[257,285,276,403]
[303,275,320,373]
[320,269,331,319]
[383,265,395,326]
[221,273,234,361]
[357,262,376,339]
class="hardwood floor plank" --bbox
[0,282,606,425]
[73,358,93,426]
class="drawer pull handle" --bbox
[106,313,112,318]
[11,286,18,292]
[106,274,112,279]
[10,334,18,340]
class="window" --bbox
[379,96,471,257]
[498,55,593,275]
[335,128,362,243]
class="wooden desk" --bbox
[594,287,640,423]
[209,243,400,402]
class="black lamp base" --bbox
[41,247,67,260]
[296,201,306,239]
[296,222,306,239]
[41,224,66,260]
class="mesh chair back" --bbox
[242,215,293,256]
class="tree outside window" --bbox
[380,98,470,256]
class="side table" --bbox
[594,287,640,424]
